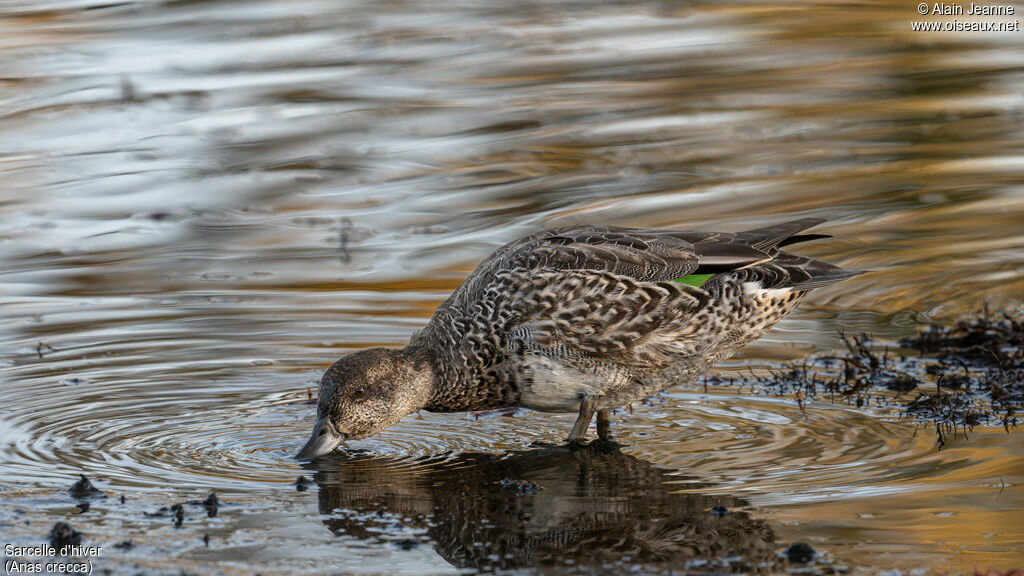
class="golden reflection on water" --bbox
[771,429,1024,569]
[1,0,1023,573]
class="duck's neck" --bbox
[402,344,441,412]
[405,340,518,413]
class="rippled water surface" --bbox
[2,0,1023,573]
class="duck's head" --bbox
[295,347,434,460]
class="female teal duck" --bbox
[296,218,858,459]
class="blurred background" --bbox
[1,0,1023,573]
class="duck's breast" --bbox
[513,350,643,412]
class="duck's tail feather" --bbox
[778,233,832,247]
[736,218,827,250]
[788,268,864,290]
[769,252,864,290]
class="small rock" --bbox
[76,502,90,513]
[393,538,419,550]
[709,505,730,517]
[69,474,105,500]
[295,476,312,492]
[112,540,133,550]
[202,534,210,547]
[171,504,184,528]
[783,542,817,564]
[49,522,82,548]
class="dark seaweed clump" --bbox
[146,491,220,527]
[733,310,1022,443]
[68,474,105,500]
[49,522,82,548]
[191,492,219,518]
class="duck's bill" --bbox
[294,416,344,460]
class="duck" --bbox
[296,218,859,459]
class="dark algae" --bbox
[68,474,105,500]
[171,503,184,528]
[49,522,83,548]
[902,310,1023,431]
[191,491,219,518]
[730,310,1024,440]
[146,492,221,526]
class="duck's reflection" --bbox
[305,442,776,573]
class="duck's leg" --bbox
[596,410,612,440]
[568,396,596,442]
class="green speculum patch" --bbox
[673,273,714,287]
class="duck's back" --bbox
[410,219,858,413]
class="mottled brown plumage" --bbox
[296,218,859,459]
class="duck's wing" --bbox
[418,220,856,388]
[528,218,858,289]
[504,225,771,280]
[446,218,831,306]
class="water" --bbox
[1,0,1023,573]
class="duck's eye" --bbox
[352,386,366,398]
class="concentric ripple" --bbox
[0,292,933,496]
[0,302,932,498]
